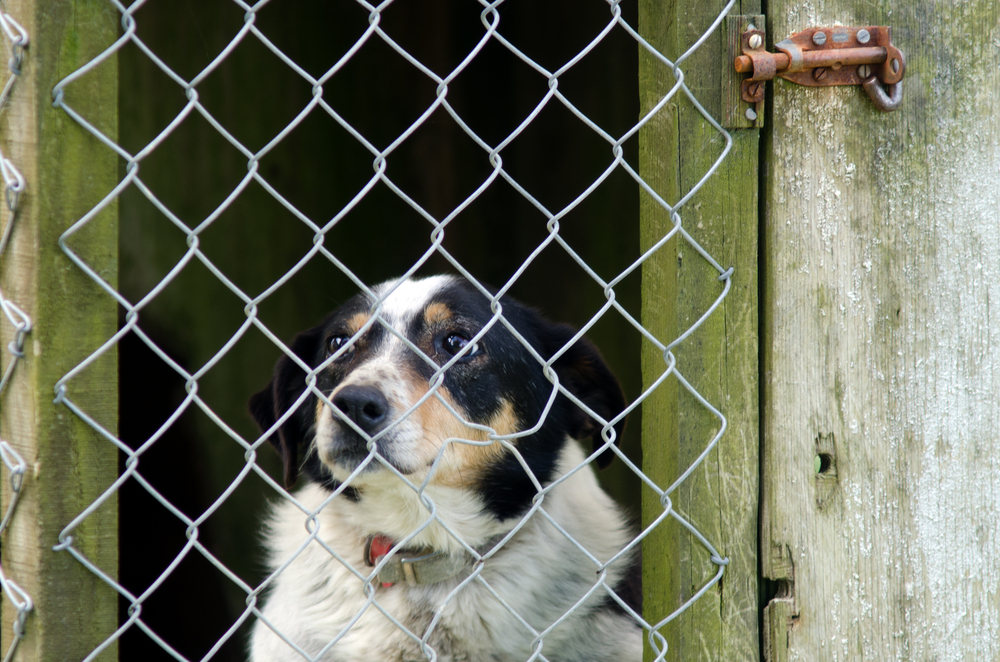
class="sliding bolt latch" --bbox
[734,26,906,112]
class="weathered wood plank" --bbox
[0,1,118,660]
[638,0,681,653]
[640,1,760,660]
[762,0,1000,659]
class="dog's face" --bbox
[250,275,625,520]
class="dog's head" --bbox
[249,275,625,520]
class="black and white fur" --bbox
[249,275,641,661]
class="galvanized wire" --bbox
[45,0,739,660]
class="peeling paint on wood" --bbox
[763,0,1000,659]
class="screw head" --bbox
[749,34,763,49]
[745,107,758,121]
[812,67,827,81]
[812,31,827,46]
[857,28,871,44]
[858,64,872,79]
[891,58,900,73]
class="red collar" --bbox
[364,534,397,587]
[365,533,395,564]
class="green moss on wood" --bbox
[640,1,760,661]
[0,1,119,660]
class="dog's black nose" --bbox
[332,385,389,434]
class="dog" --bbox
[248,275,642,661]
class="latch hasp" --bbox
[734,24,906,112]
[723,15,766,129]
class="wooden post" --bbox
[639,1,760,660]
[0,1,118,661]
[762,0,1000,659]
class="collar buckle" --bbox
[364,535,470,588]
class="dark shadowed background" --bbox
[117,1,640,658]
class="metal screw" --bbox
[812,31,827,46]
[858,64,872,79]
[748,82,763,97]
[812,68,827,81]
[745,107,757,121]
[891,58,900,73]
[857,29,870,44]
[749,34,762,49]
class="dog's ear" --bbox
[249,325,325,489]
[545,323,627,469]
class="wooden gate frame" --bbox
[0,2,119,661]
[639,1,761,661]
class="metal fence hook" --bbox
[862,76,903,112]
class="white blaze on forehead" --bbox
[370,275,460,326]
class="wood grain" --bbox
[640,1,760,660]
[762,0,1000,659]
[0,2,119,660]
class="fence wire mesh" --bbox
[27,0,736,659]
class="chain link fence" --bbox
[3,0,741,659]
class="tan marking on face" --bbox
[345,312,371,334]
[402,373,519,487]
[424,302,452,326]
[316,355,520,484]
[443,399,520,486]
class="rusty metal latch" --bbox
[734,26,905,112]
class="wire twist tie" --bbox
[52,536,74,552]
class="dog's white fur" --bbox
[249,277,641,661]
[251,444,639,661]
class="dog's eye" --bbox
[443,333,478,357]
[327,334,353,357]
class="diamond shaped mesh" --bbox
[0,1,739,660]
